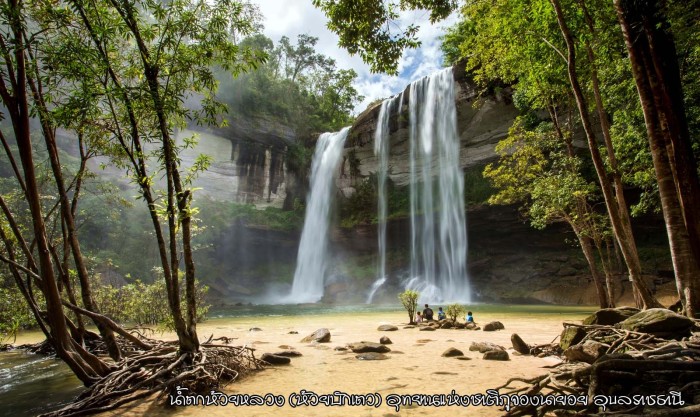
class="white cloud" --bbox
[249,0,458,115]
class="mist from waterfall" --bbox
[286,127,350,303]
[406,68,470,303]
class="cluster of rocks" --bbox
[560,307,695,364]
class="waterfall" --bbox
[369,93,403,304]
[406,68,470,302]
[287,127,350,303]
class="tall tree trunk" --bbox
[577,232,611,308]
[550,0,661,309]
[614,0,700,317]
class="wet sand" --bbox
[95,306,593,417]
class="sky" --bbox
[249,0,459,114]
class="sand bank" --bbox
[96,306,593,417]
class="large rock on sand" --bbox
[483,350,509,361]
[301,328,331,343]
[347,342,391,353]
[378,324,399,331]
[469,341,505,353]
[511,334,530,355]
[483,321,505,331]
[559,326,587,350]
[273,350,303,357]
[356,352,389,360]
[379,336,393,345]
[563,340,607,364]
[619,308,693,338]
[442,347,464,357]
[583,307,640,325]
[261,353,291,365]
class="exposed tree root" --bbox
[497,324,700,417]
[36,336,266,417]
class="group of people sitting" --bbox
[415,304,474,324]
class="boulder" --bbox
[469,341,505,353]
[301,328,331,343]
[273,350,302,357]
[419,327,436,331]
[483,321,505,331]
[483,350,509,361]
[582,307,640,326]
[453,323,466,329]
[563,340,607,364]
[379,336,393,345]
[559,327,587,350]
[442,347,464,357]
[347,342,391,353]
[261,353,291,365]
[356,352,389,360]
[403,325,416,329]
[619,308,693,338]
[440,322,454,329]
[249,327,262,332]
[378,324,399,331]
[511,334,530,355]
[465,323,480,330]
[334,346,348,351]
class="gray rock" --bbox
[440,322,454,329]
[619,308,693,338]
[378,324,399,331]
[563,340,607,364]
[301,328,331,343]
[273,350,302,357]
[455,356,472,361]
[249,327,262,331]
[483,350,509,361]
[583,307,640,326]
[483,321,505,331]
[469,341,505,353]
[334,346,348,351]
[403,325,416,329]
[356,352,389,360]
[442,347,464,357]
[347,342,391,353]
[465,323,480,330]
[379,336,392,345]
[419,327,436,331]
[511,333,530,355]
[261,353,291,365]
[559,327,587,350]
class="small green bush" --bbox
[446,303,466,323]
[398,289,419,324]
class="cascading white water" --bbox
[406,68,470,302]
[368,94,403,304]
[287,127,350,303]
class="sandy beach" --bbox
[83,306,595,417]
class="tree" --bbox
[484,118,616,308]
[445,303,466,323]
[399,289,419,324]
[312,0,458,74]
[613,0,700,316]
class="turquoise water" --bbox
[210,303,595,318]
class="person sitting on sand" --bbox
[437,307,446,321]
[466,311,474,323]
[415,311,423,323]
[423,304,434,321]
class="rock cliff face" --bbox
[58,114,301,209]
[338,64,518,191]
